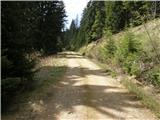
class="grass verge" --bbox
[121,78,160,118]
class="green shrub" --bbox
[115,32,142,75]
[122,53,141,76]
[106,39,116,57]
[98,46,108,63]
[1,51,36,111]
[144,66,160,87]
[104,32,117,58]
[98,30,117,63]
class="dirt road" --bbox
[2,52,157,120]
[35,51,157,120]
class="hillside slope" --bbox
[79,19,160,117]
[80,19,160,59]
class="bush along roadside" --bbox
[96,31,160,88]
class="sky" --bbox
[63,0,89,29]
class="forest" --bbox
[64,1,160,49]
[1,1,160,119]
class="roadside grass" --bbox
[121,78,160,118]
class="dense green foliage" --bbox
[64,1,105,50]
[1,1,66,111]
[65,1,160,50]
[64,17,79,50]
[33,2,66,53]
[115,32,142,75]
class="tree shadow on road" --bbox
[2,52,147,120]
[33,64,144,120]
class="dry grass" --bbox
[121,78,160,118]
